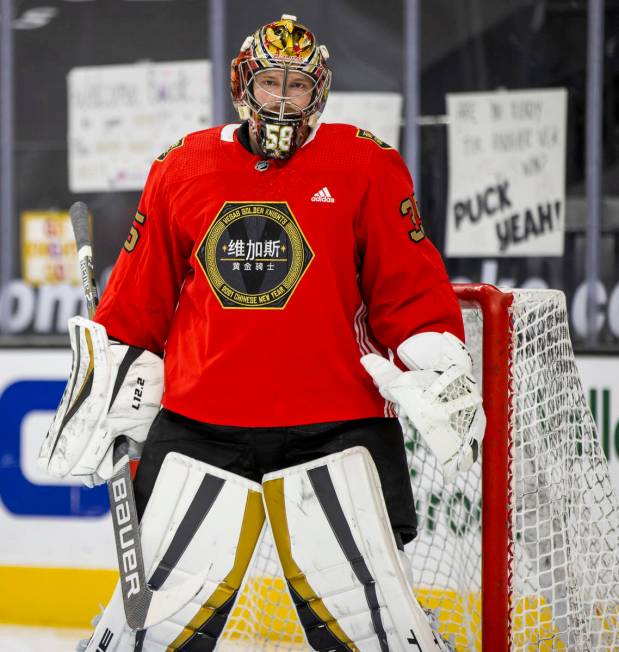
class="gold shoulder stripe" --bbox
[355,128,393,150]
[156,137,185,162]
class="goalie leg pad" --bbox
[263,447,445,652]
[84,452,265,651]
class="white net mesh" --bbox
[218,287,619,651]
[508,289,619,650]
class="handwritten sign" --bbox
[68,60,211,192]
[321,92,402,150]
[21,211,79,286]
[445,89,566,257]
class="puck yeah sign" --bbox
[445,88,566,258]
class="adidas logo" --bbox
[311,187,335,203]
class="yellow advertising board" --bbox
[21,211,79,285]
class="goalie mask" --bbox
[230,14,331,159]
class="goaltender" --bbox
[39,15,485,652]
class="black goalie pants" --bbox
[133,408,418,546]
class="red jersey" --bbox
[95,123,464,426]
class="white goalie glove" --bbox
[38,316,164,487]
[361,331,485,482]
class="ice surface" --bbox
[0,626,90,652]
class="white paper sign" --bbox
[68,60,212,192]
[445,88,566,257]
[321,92,402,150]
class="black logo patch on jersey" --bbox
[355,129,393,150]
[156,137,185,162]
[196,201,314,309]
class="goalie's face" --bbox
[245,68,319,159]
[252,69,315,116]
[230,16,331,159]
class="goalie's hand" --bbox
[38,316,163,487]
[360,333,485,482]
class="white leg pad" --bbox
[262,446,446,652]
[84,452,265,651]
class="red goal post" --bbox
[453,283,513,651]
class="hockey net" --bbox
[218,285,619,651]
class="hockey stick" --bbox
[70,201,207,630]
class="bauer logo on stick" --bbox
[111,476,141,598]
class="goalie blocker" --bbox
[38,316,164,486]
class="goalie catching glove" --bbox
[361,331,485,482]
[38,316,163,487]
